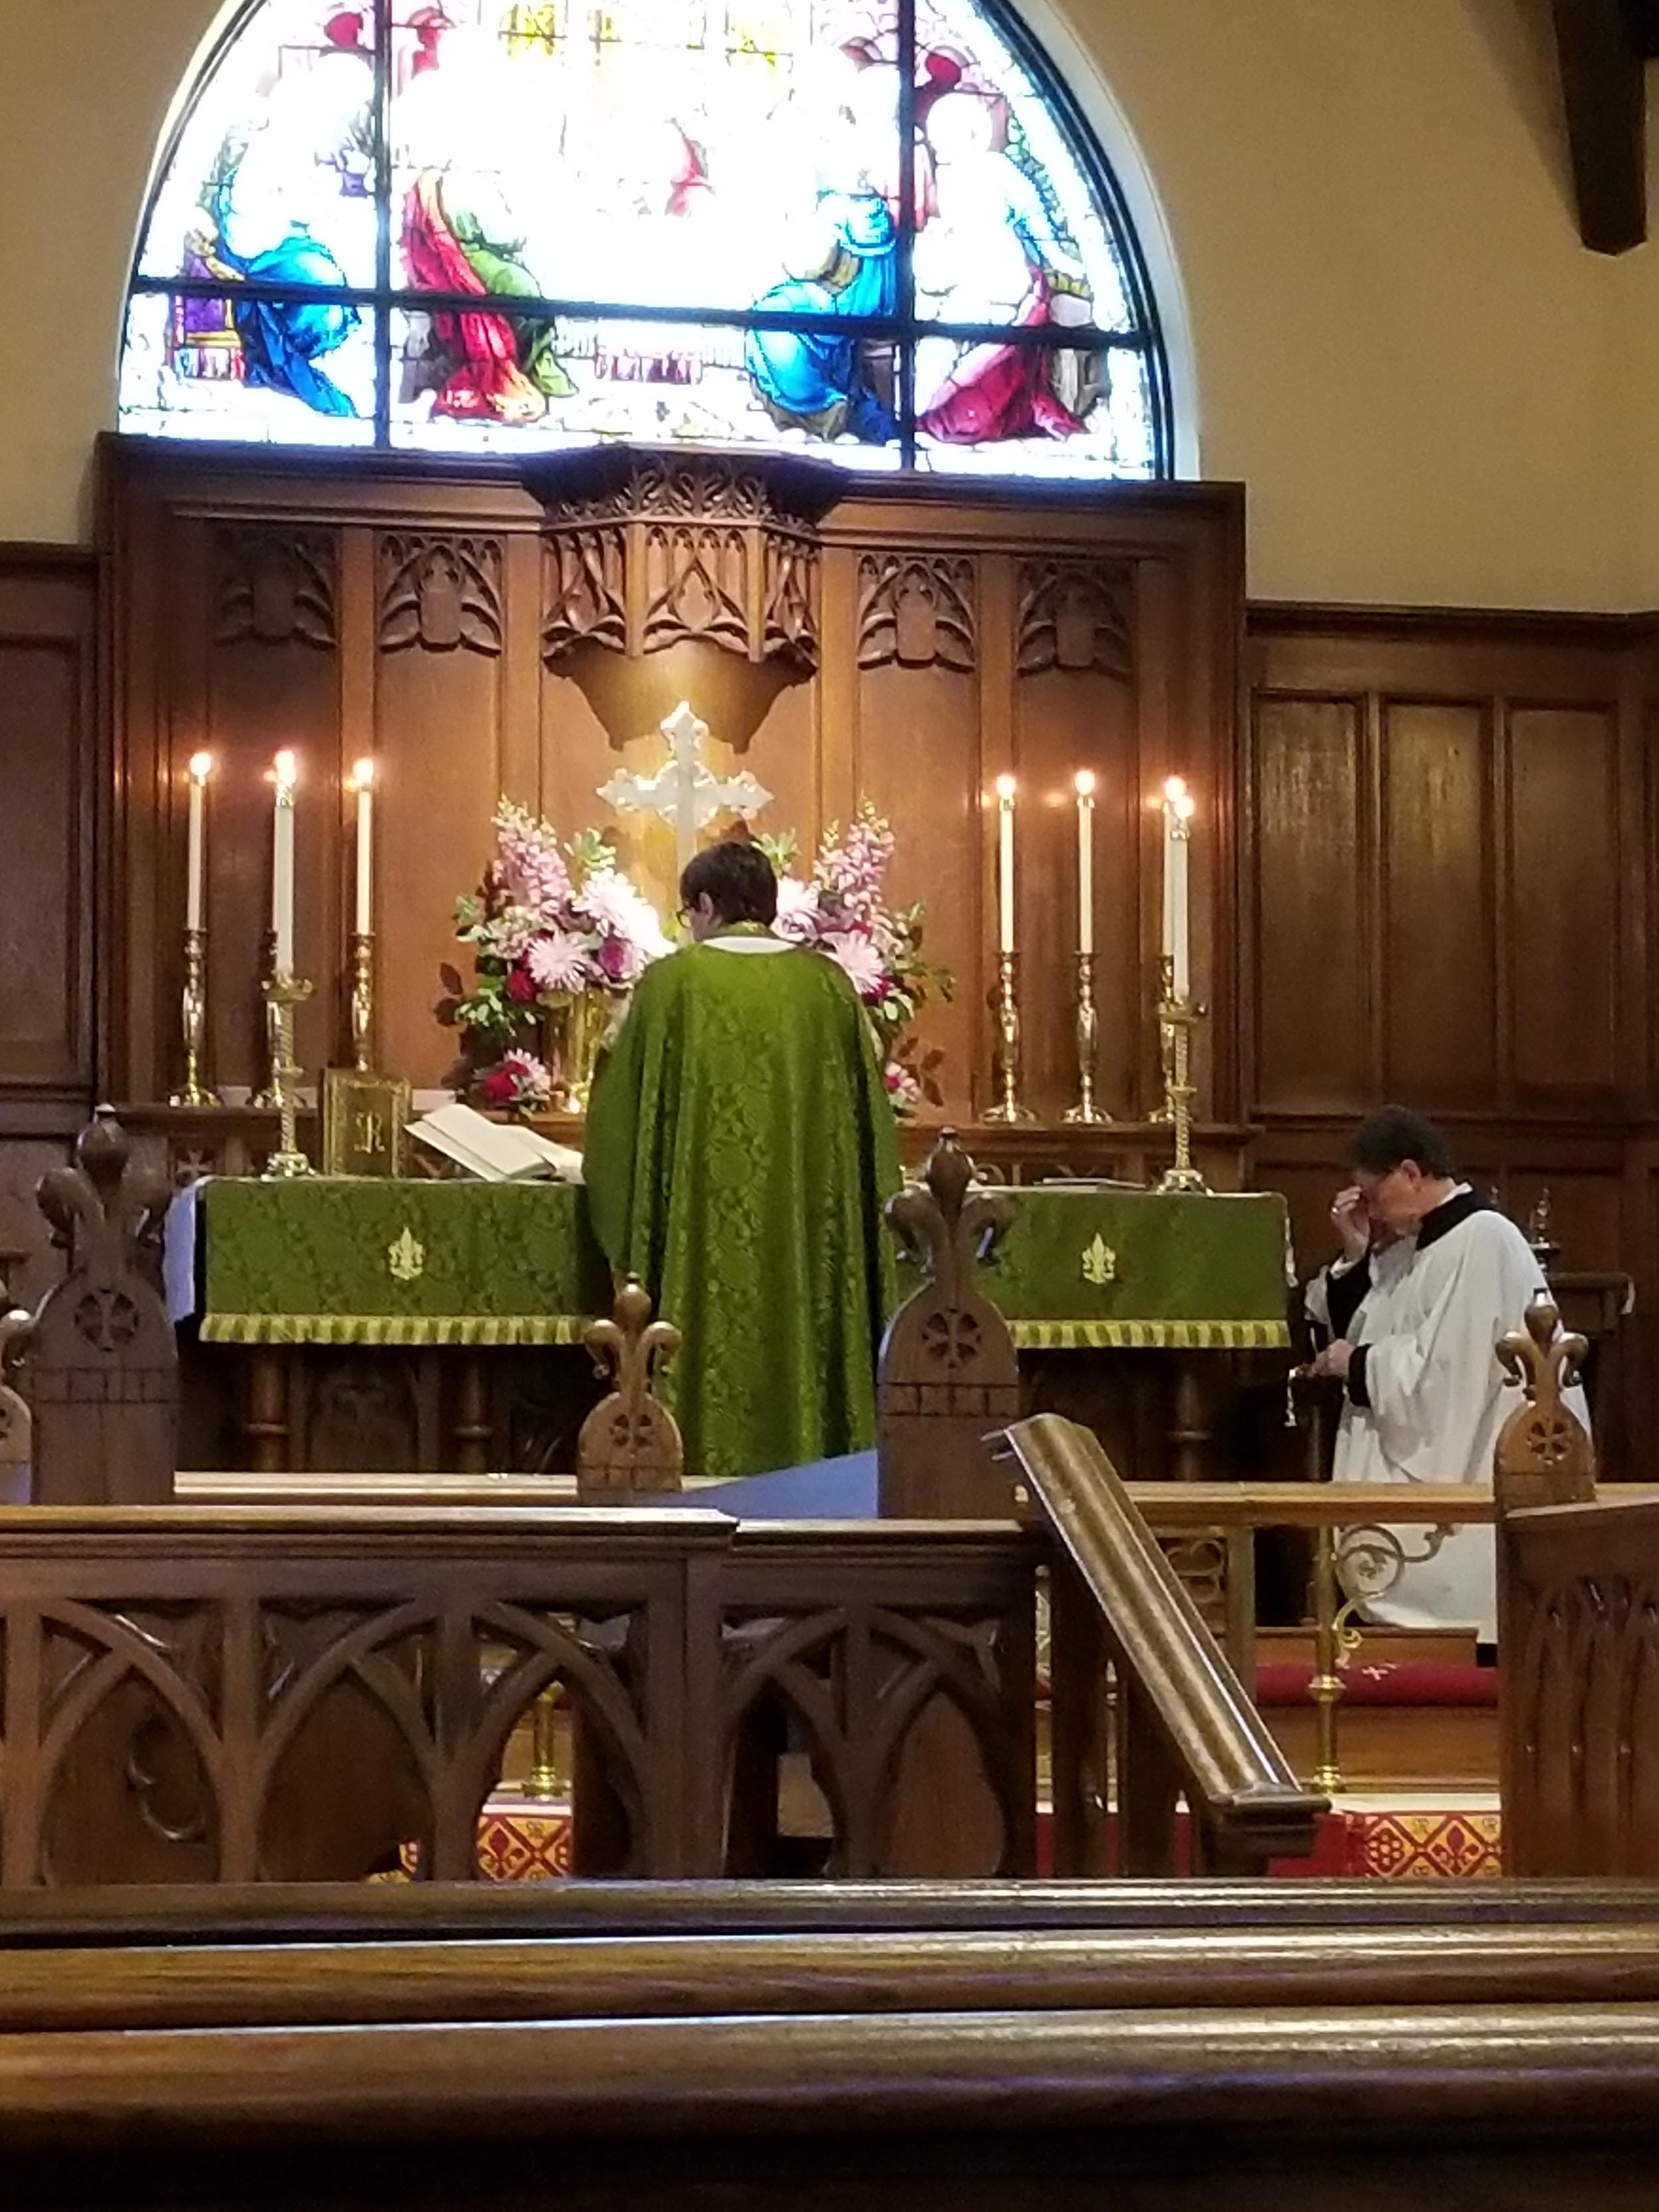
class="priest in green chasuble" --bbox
[584,840,902,1481]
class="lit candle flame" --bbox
[273,749,298,794]
[188,751,214,783]
[351,757,375,792]
[1074,768,1096,798]
[995,773,1016,801]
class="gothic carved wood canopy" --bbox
[526,445,845,747]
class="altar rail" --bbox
[0,1457,1324,1885]
[3,1881,1659,2209]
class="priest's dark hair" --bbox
[1347,1104,1455,1180]
[680,837,778,928]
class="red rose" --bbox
[479,1068,516,1105]
[506,963,538,1004]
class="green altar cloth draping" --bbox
[188,1178,1290,1351]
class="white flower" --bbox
[823,930,887,1002]
[501,1050,554,1108]
[575,869,671,965]
[526,928,593,994]
[774,875,821,943]
[486,902,542,963]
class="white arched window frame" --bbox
[120,0,1176,480]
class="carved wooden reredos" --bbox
[105,439,1240,1127]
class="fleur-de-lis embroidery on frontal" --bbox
[387,1227,426,1284]
[1081,1233,1117,1288]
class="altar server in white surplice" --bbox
[1305,1105,1589,1645]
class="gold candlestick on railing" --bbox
[983,950,1036,1123]
[1155,953,1210,1194]
[349,931,375,1072]
[1062,951,1110,1124]
[261,973,315,1180]
[169,927,214,1107]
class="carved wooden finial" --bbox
[0,1310,34,1483]
[878,1131,1020,1518]
[576,1274,684,1499]
[884,1128,1014,1314]
[1495,1291,1595,1511]
[29,1112,176,1505]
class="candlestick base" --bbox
[1154,970,1211,1197]
[169,926,216,1108]
[1061,950,1112,1124]
[261,973,315,1182]
[983,950,1036,1123]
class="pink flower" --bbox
[527,928,592,994]
[884,1060,922,1115]
[824,929,887,1002]
[493,801,572,924]
[505,963,538,1004]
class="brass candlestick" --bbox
[261,973,315,1180]
[983,950,1036,1123]
[1155,954,1210,1194]
[349,931,375,1072]
[1062,950,1111,1124]
[169,926,214,1107]
[252,933,282,1110]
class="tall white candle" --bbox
[351,757,375,935]
[186,752,212,932]
[1162,774,1194,1001]
[995,774,1016,955]
[1074,769,1095,956]
[273,749,298,977]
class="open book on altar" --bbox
[408,1101,584,1183]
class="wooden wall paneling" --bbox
[1380,700,1497,1109]
[337,527,377,1068]
[499,532,542,812]
[541,670,629,867]
[375,530,507,1089]
[1506,702,1621,1107]
[203,521,343,1092]
[0,552,96,1103]
[1641,649,1659,1109]
[108,473,164,1104]
[1010,560,1136,1120]
[853,556,983,1119]
[816,544,859,833]
[744,682,817,883]
[973,552,1014,1123]
[1247,694,1369,1114]
[1130,552,1172,1121]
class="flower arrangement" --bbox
[437,800,668,1111]
[761,803,951,1114]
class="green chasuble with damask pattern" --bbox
[583,930,902,1481]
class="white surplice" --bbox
[1305,1188,1589,1642]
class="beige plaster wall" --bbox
[0,0,1644,607]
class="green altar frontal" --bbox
[191,1179,1291,1352]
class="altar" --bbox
[166,1175,1290,1479]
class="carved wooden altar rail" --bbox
[0,1472,1331,1885]
[1007,1416,1323,1874]
[0,1505,1044,1886]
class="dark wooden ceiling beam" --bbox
[1551,0,1648,253]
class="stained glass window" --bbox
[122,0,1170,476]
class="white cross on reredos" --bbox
[598,701,772,871]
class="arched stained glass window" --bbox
[121,0,1171,477]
